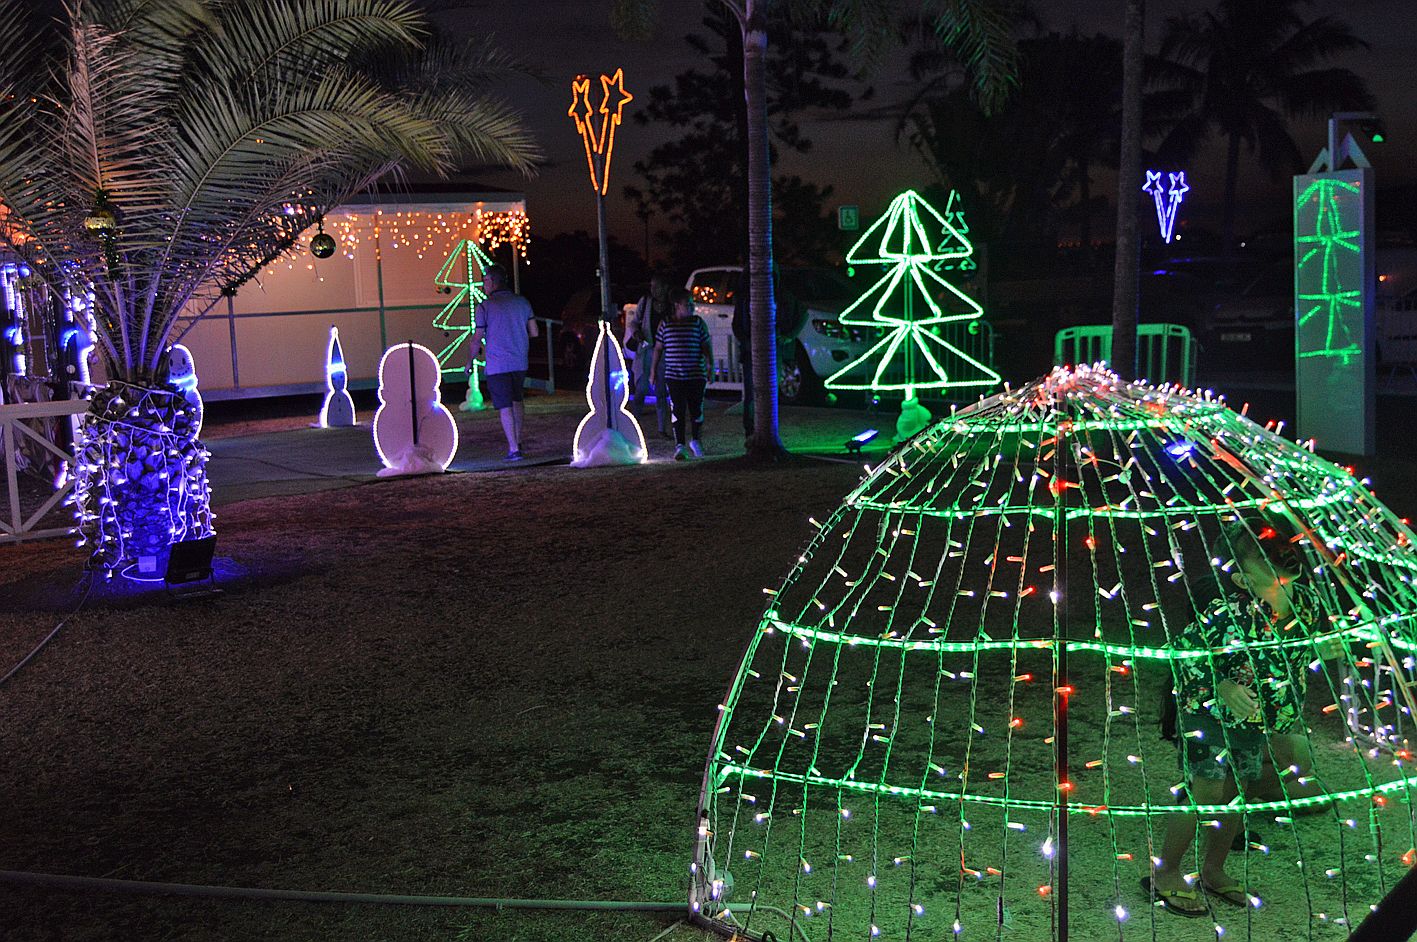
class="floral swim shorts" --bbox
[1177,712,1270,782]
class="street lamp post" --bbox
[566,69,646,467]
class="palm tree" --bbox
[1152,0,1372,258]
[1111,0,1144,380]
[904,32,1125,253]
[614,0,1019,461]
[0,0,538,570]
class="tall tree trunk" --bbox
[1078,160,1092,250]
[1110,0,1144,380]
[743,2,785,460]
[729,23,749,266]
[1221,131,1241,262]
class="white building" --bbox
[172,187,529,399]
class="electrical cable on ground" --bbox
[643,917,686,942]
[0,573,92,687]
[0,869,685,913]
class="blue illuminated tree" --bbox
[0,0,538,571]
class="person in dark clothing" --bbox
[651,288,712,460]
[626,273,673,437]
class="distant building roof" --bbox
[339,181,525,214]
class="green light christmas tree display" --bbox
[432,238,495,411]
[826,190,1000,441]
[691,365,1417,941]
[1296,178,1364,365]
[936,190,977,275]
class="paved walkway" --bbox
[206,426,569,506]
[204,401,585,506]
[201,395,887,506]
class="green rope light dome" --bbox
[691,365,1417,941]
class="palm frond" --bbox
[1268,16,1369,77]
[203,0,426,85]
[922,0,1020,115]
[379,33,542,97]
[0,0,540,382]
[1275,67,1375,120]
[404,86,541,175]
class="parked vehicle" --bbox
[1206,246,1417,371]
[685,266,873,404]
[556,282,644,378]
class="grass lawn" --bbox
[0,399,863,941]
[3,389,1416,941]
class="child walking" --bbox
[651,288,712,460]
[1148,512,1328,916]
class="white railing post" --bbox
[0,398,89,543]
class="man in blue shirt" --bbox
[469,264,539,460]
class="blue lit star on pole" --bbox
[1142,170,1189,243]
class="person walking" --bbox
[1147,512,1336,916]
[651,287,712,460]
[468,264,538,461]
[626,273,673,437]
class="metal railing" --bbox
[1,398,86,544]
[1055,323,1198,387]
[705,320,998,397]
[171,303,561,398]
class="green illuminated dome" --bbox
[691,364,1417,941]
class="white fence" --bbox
[1,398,86,544]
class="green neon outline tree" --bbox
[824,189,1000,398]
[935,189,976,274]
[1296,178,1363,364]
[691,364,1417,941]
[432,238,495,371]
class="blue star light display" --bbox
[1142,170,1188,244]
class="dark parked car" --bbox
[556,282,646,379]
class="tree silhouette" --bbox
[612,0,1019,461]
[625,7,857,271]
[1152,0,1373,256]
[906,33,1125,255]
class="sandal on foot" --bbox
[1201,878,1249,908]
[1140,876,1207,917]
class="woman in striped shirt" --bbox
[651,288,713,460]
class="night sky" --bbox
[452,0,1417,252]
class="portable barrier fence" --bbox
[1054,322,1197,387]
[709,320,998,400]
[0,398,87,544]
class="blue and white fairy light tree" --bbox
[0,0,536,573]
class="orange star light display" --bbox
[568,68,633,195]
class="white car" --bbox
[684,266,875,403]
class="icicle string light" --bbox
[257,208,525,274]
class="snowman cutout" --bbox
[373,342,458,476]
[166,343,203,437]
[570,321,646,467]
[318,326,357,427]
